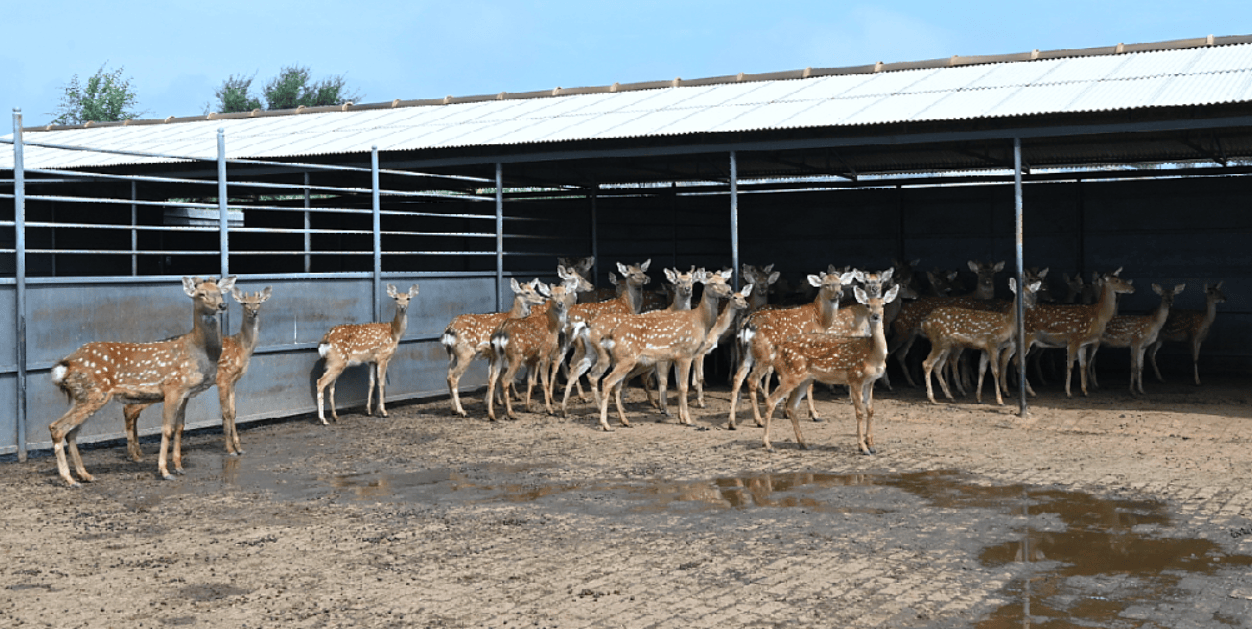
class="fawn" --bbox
[316,284,419,424]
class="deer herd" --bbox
[45,257,1228,486]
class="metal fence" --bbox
[1,110,587,460]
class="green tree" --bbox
[212,65,362,113]
[214,73,263,114]
[50,64,143,125]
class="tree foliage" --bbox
[213,65,362,114]
[50,64,143,125]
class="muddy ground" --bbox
[3,370,1252,628]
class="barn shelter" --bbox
[3,34,1252,460]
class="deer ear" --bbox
[853,285,869,305]
[763,264,774,273]
[409,284,420,297]
[387,284,399,298]
[557,265,571,279]
[260,286,273,301]
[993,261,1005,272]
[1009,278,1018,293]
[910,258,920,267]
[664,268,677,282]
[1174,283,1186,294]
[1153,283,1164,295]
[720,269,733,280]
[536,282,552,298]
[840,271,858,285]
[639,259,651,272]
[616,262,628,275]
[767,271,780,285]
[884,284,900,304]
[511,278,523,293]
[583,256,595,267]
[1216,280,1225,289]
[807,274,823,288]
[881,268,894,282]
[968,260,979,272]
[1037,267,1049,278]
[183,277,199,297]
[741,284,754,297]
[230,286,245,302]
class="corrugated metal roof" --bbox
[6,40,1252,171]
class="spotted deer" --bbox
[727,270,857,429]
[441,278,548,416]
[316,284,419,424]
[1088,283,1185,394]
[559,256,601,303]
[1001,269,1135,398]
[485,278,579,420]
[558,260,652,408]
[741,263,780,312]
[1148,281,1226,385]
[760,283,900,453]
[921,278,1039,405]
[122,285,271,459]
[597,269,735,430]
[48,276,237,485]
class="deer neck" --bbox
[1203,294,1221,326]
[389,306,409,341]
[866,311,889,371]
[508,295,535,319]
[622,281,646,314]
[546,298,570,334]
[234,310,262,355]
[815,290,841,328]
[1093,282,1121,327]
[708,305,743,341]
[694,290,724,332]
[192,303,225,361]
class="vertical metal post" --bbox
[371,146,382,322]
[303,172,312,274]
[131,181,138,276]
[590,186,599,285]
[729,151,740,289]
[1014,138,1027,417]
[495,163,504,312]
[217,129,229,277]
[13,110,28,462]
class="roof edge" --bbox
[22,32,1252,133]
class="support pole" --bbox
[304,172,312,274]
[13,109,27,462]
[1014,138,1027,417]
[729,151,740,289]
[590,186,599,285]
[372,146,382,322]
[217,129,229,277]
[131,181,138,276]
[495,163,504,312]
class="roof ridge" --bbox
[22,33,1252,133]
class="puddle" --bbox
[116,456,1252,626]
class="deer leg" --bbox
[218,385,239,456]
[50,389,110,486]
[157,392,188,481]
[1077,343,1092,397]
[760,378,790,451]
[851,383,871,455]
[365,362,377,416]
[888,331,919,388]
[123,402,151,462]
[376,360,390,417]
[863,381,877,453]
[562,338,596,416]
[806,382,821,422]
[446,346,474,417]
[598,360,635,431]
[1147,340,1166,383]
[316,362,346,425]
[654,362,672,419]
[726,350,754,430]
[784,382,809,450]
[1087,344,1101,390]
[485,354,504,421]
[1131,344,1145,395]
[1192,339,1203,386]
[674,358,694,426]
[693,355,706,409]
[747,362,773,428]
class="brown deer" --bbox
[1148,281,1226,385]
[559,256,601,303]
[1001,269,1135,398]
[122,285,272,459]
[485,278,579,420]
[920,278,1039,405]
[727,269,857,429]
[558,260,652,408]
[1088,283,1185,394]
[316,284,419,424]
[760,282,900,453]
[48,276,237,485]
[442,277,555,417]
[596,269,735,430]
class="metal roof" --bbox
[6,37,1252,173]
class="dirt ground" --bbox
[3,369,1252,628]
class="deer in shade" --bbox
[1088,283,1185,395]
[316,284,419,424]
[1148,281,1226,386]
[48,276,236,485]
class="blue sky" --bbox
[3,1,1250,127]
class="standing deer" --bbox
[1148,281,1226,385]
[442,277,550,416]
[485,278,579,420]
[597,269,735,430]
[48,276,237,485]
[1088,283,1185,394]
[920,278,1039,405]
[122,285,272,459]
[727,270,857,429]
[558,260,652,410]
[760,281,900,453]
[316,284,419,424]
[1001,269,1135,398]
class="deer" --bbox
[1087,283,1185,394]
[485,277,579,420]
[559,256,602,303]
[741,263,780,313]
[557,260,652,410]
[596,269,735,430]
[121,285,272,459]
[727,269,858,429]
[920,278,1039,405]
[760,280,901,453]
[999,268,1135,398]
[441,278,548,416]
[1147,281,1226,386]
[48,276,237,485]
[316,284,419,424]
